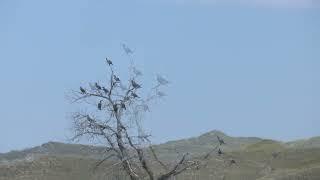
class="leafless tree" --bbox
[69,45,225,180]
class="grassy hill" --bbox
[287,136,320,149]
[1,131,320,180]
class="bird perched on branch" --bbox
[131,80,141,89]
[113,104,118,112]
[106,58,113,66]
[80,87,86,94]
[102,87,109,94]
[97,124,107,130]
[95,83,102,90]
[217,136,226,145]
[157,75,169,85]
[121,102,126,110]
[98,100,103,110]
[113,75,120,82]
[131,92,139,98]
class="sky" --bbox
[0,0,319,153]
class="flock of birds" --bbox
[79,44,239,167]
[79,47,169,113]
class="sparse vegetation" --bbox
[1,131,320,180]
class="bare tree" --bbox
[69,45,225,180]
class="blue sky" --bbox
[0,0,319,153]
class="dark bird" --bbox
[98,100,103,110]
[113,104,118,112]
[95,83,102,90]
[121,102,126,110]
[106,58,113,65]
[97,124,106,130]
[217,136,226,145]
[131,80,141,89]
[113,75,120,82]
[218,148,223,156]
[80,87,86,94]
[102,87,109,94]
[131,92,139,98]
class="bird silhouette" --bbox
[97,124,106,130]
[113,75,120,82]
[98,100,103,110]
[218,148,223,156]
[156,75,169,85]
[121,102,126,110]
[131,92,139,98]
[106,58,113,66]
[113,104,118,112]
[80,87,86,94]
[217,136,226,145]
[121,44,133,55]
[102,87,109,94]
[131,80,141,89]
[95,83,102,90]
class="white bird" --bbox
[157,75,169,85]
[133,67,142,76]
[122,43,133,55]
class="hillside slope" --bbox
[1,131,320,180]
